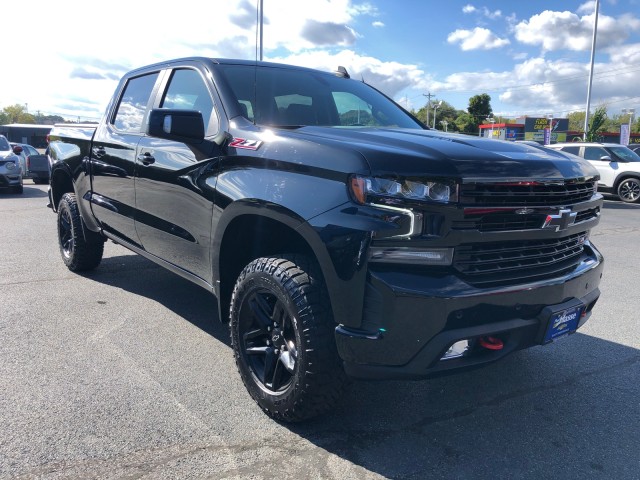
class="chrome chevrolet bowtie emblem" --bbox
[543,209,577,231]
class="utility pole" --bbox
[423,92,435,127]
[583,0,600,140]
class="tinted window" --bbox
[560,146,580,155]
[583,147,609,160]
[161,68,217,136]
[609,146,640,162]
[113,73,159,132]
[0,136,10,151]
[218,65,422,129]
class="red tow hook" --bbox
[478,336,504,350]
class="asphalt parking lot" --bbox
[1,182,639,479]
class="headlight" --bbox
[5,161,16,171]
[369,246,454,265]
[350,175,457,205]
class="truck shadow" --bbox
[82,253,229,344]
[81,253,639,479]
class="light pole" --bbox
[440,120,448,132]
[622,108,636,127]
[583,0,600,140]
[432,101,443,129]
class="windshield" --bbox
[218,64,423,129]
[0,136,10,151]
[610,146,640,162]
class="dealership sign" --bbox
[524,117,568,143]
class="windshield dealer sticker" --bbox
[230,138,263,150]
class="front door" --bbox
[134,67,223,281]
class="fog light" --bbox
[440,340,469,360]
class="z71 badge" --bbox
[229,138,263,150]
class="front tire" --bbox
[617,177,640,203]
[230,255,347,422]
[57,193,104,271]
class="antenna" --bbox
[335,66,350,78]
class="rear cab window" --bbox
[113,73,160,132]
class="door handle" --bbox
[137,152,156,165]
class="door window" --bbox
[560,146,580,155]
[583,147,609,160]
[161,69,218,136]
[113,73,159,132]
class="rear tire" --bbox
[617,177,640,203]
[57,193,104,271]
[230,255,347,422]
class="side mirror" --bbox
[147,109,204,144]
[599,155,612,161]
[12,145,23,154]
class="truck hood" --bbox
[286,127,598,182]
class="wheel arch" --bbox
[50,164,75,213]
[614,173,640,190]
[214,201,326,324]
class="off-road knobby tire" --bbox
[230,255,348,422]
[57,193,104,271]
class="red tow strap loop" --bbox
[478,336,504,350]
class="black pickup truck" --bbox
[49,57,604,421]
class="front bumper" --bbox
[336,242,604,380]
[0,173,22,188]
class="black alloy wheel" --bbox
[617,177,640,203]
[57,193,104,271]
[239,287,298,393]
[230,256,347,422]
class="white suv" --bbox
[547,142,640,203]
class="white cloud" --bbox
[429,54,639,116]
[514,10,640,52]
[577,1,596,14]
[447,28,510,51]
[0,0,384,119]
[268,50,430,98]
[372,21,385,28]
[462,5,502,19]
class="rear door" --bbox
[134,64,224,281]
[90,71,162,246]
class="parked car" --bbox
[628,144,640,155]
[10,142,50,184]
[0,135,23,193]
[546,142,640,203]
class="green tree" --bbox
[1,104,35,124]
[585,106,608,142]
[567,111,586,132]
[468,94,493,123]
[455,112,477,134]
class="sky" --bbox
[2,0,639,123]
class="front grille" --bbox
[575,207,599,224]
[460,181,596,206]
[454,232,588,284]
[452,213,546,232]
